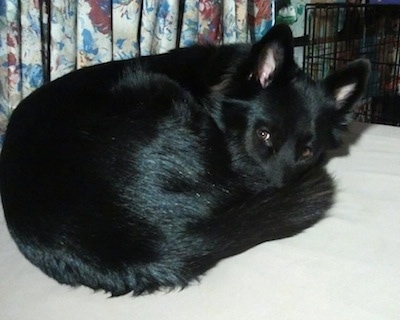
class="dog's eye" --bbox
[301,146,313,159]
[257,128,272,145]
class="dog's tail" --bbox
[192,167,335,264]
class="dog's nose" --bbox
[268,163,300,188]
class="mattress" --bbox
[1,121,399,320]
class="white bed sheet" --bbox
[1,122,399,320]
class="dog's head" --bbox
[214,24,370,187]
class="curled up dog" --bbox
[0,25,370,296]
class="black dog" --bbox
[0,25,369,296]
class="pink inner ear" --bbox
[334,83,357,107]
[258,48,277,88]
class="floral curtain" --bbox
[0,0,274,142]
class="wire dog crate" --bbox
[303,4,400,126]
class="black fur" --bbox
[0,25,369,296]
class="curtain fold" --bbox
[0,0,274,141]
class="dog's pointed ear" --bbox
[249,24,296,88]
[323,59,371,124]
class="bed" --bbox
[1,121,399,320]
